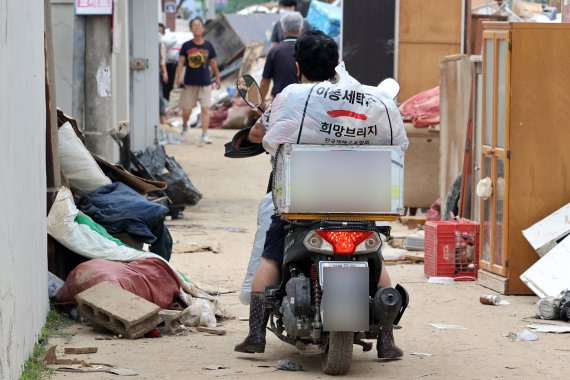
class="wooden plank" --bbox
[196,326,226,336]
[64,347,98,355]
[508,26,570,294]
[399,0,462,44]
[397,43,460,101]
[477,269,508,294]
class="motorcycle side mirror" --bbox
[236,74,264,112]
[377,78,400,99]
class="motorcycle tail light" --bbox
[303,231,334,254]
[316,230,375,255]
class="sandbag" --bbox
[399,86,440,128]
[263,63,408,156]
[58,122,111,195]
[239,193,274,304]
[55,258,180,309]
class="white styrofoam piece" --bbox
[520,236,570,298]
[522,203,570,257]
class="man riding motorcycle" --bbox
[234,30,409,359]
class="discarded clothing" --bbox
[77,182,172,260]
[77,182,168,242]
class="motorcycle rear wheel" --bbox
[321,332,354,375]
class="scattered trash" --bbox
[276,359,305,371]
[403,231,425,251]
[429,323,467,330]
[134,144,202,206]
[537,297,561,320]
[179,299,217,328]
[427,277,455,285]
[411,352,434,357]
[480,294,510,306]
[172,241,221,254]
[146,328,161,338]
[196,326,227,336]
[64,347,98,355]
[44,346,137,376]
[527,324,570,334]
[158,310,184,335]
[48,272,65,298]
[203,364,229,370]
[504,329,538,342]
[56,365,137,376]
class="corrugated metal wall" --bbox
[0,0,49,378]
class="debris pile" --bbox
[48,111,226,346]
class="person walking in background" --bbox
[270,0,310,48]
[159,24,169,125]
[260,11,303,102]
[176,17,221,144]
[159,23,179,102]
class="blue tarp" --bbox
[306,0,341,37]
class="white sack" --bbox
[179,299,217,328]
[239,192,274,305]
[476,177,493,199]
[58,122,111,195]
[262,63,408,156]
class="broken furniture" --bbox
[477,22,570,294]
[403,123,439,211]
[204,13,279,69]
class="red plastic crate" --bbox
[424,220,480,281]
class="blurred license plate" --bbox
[319,261,368,286]
[319,261,369,331]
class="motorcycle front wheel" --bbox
[321,331,354,375]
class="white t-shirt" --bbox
[261,64,408,156]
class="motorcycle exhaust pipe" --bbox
[372,286,402,325]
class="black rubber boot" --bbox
[377,325,403,359]
[373,286,404,359]
[234,292,269,353]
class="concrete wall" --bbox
[0,1,49,378]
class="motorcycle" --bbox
[228,75,409,376]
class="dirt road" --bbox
[52,128,567,379]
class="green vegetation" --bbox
[20,309,67,380]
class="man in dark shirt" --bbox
[176,17,221,144]
[260,11,303,102]
[270,0,311,48]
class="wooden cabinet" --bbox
[478,22,570,294]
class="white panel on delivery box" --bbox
[273,144,404,215]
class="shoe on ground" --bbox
[201,135,212,144]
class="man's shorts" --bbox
[261,215,288,264]
[179,85,211,110]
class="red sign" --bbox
[75,0,113,15]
